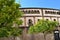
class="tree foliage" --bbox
[0,0,23,37]
[29,19,58,34]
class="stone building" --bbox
[19,7,60,27]
[17,7,60,39]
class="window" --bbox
[37,10,40,14]
[28,19,32,23]
[28,19,33,26]
[28,10,30,13]
[23,10,40,14]
[46,19,49,21]
[57,12,60,15]
[45,11,49,14]
[53,19,56,21]
[24,10,27,13]
[38,19,40,21]
[45,11,56,14]
[32,10,40,14]
[31,10,34,13]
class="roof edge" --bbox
[19,7,60,10]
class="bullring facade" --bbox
[19,7,60,27]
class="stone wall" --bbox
[0,33,55,40]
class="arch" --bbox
[24,10,27,13]
[28,19,33,26]
[38,19,40,21]
[54,19,56,21]
[46,19,49,21]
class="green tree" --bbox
[0,0,23,37]
[29,19,58,33]
[29,19,58,40]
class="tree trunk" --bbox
[44,33,46,40]
[14,36,16,40]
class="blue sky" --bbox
[16,0,60,9]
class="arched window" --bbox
[28,19,33,27]
[54,19,56,21]
[24,10,27,13]
[46,19,49,21]
[38,19,40,21]
[28,10,30,13]
[37,10,40,13]
[57,12,60,15]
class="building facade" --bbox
[19,7,60,27]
